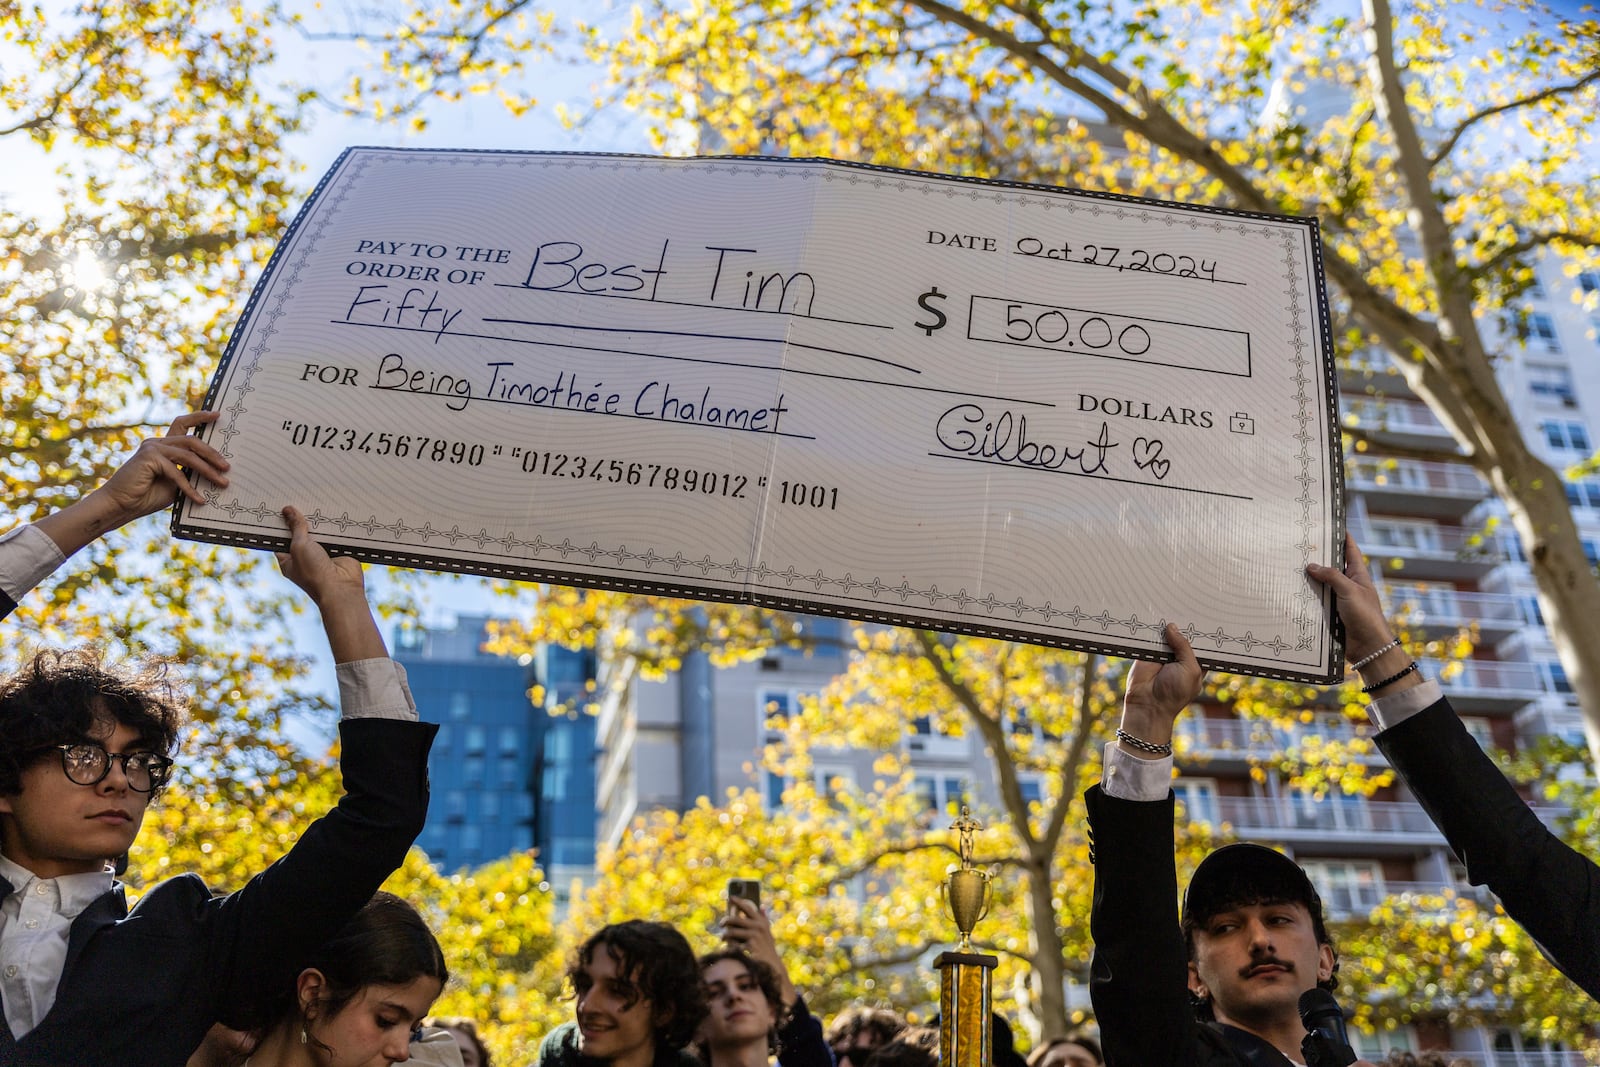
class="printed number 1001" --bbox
[778,480,839,510]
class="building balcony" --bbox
[1347,458,1489,520]
[1343,398,1461,452]
[1178,717,1382,767]
[1382,586,1529,642]
[1351,519,1507,580]
[1339,350,1415,397]
[1452,1054,1590,1067]
[1424,657,1545,714]
[1210,795,1441,853]
[1319,880,1495,919]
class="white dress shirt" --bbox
[0,521,418,1034]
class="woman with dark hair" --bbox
[696,948,830,1067]
[241,892,449,1067]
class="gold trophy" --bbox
[936,807,997,1067]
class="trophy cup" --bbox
[936,807,997,1067]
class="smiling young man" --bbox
[0,414,437,1066]
[535,920,707,1067]
[1085,624,1378,1067]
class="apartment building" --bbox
[584,255,1599,1062]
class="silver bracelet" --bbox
[1116,728,1173,757]
[1350,638,1400,671]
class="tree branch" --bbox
[1340,425,1474,466]
[1429,69,1600,170]
[1474,231,1600,276]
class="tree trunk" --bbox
[1025,852,1073,1041]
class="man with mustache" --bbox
[1085,624,1379,1067]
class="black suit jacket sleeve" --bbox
[1376,697,1600,1000]
[205,715,438,1025]
[1086,783,1206,1067]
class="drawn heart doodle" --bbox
[1132,437,1171,480]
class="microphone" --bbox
[1299,988,1358,1067]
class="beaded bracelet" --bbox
[1350,638,1401,671]
[1360,660,1420,694]
[1115,728,1173,757]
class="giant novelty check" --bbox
[176,149,1345,682]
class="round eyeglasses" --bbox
[49,744,173,793]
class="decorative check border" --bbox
[175,149,1345,683]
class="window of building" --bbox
[1525,311,1561,351]
[446,791,465,821]
[914,774,972,816]
[465,726,486,754]
[449,693,470,720]
[1172,779,1219,826]
[1386,581,1459,618]
[1522,595,1544,625]
[1528,363,1577,406]
[1579,270,1599,294]
[481,791,501,819]
[499,726,520,756]
[460,825,482,852]
[1541,661,1574,696]
[1541,419,1592,451]
[1300,860,1385,915]
[1364,519,1437,552]
[1018,775,1044,807]
[463,755,485,786]
[498,753,521,787]
[1565,479,1600,509]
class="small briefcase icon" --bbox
[1229,412,1254,435]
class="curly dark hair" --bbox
[698,948,785,1055]
[568,920,707,1051]
[825,1004,907,1050]
[0,649,186,798]
[862,1025,939,1067]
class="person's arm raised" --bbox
[274,504,386,665]
[33,410,230,559]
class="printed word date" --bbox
[281,421,486,466]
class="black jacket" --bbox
[1086,785,1298,1067]
[1376,696,1600,1001]
[0,716,436,1067]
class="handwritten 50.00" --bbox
[519,450,752,500]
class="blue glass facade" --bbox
[395,618,596,874]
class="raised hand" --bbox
[1305,532,1396,665]
[1117,622,1206,752]
[275,506,385,663]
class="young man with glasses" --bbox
[0,413,438,1066]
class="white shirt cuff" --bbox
[336,659,417,721]
[1368,678,1442,732]
[1101,741,1174,802]
[0,525,66,603]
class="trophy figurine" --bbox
[944,807,992,951]
[936,807,997,1067]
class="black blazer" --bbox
[0,716,436,1067]
[1376,696,1600,1001]
[1085,785,1297,1067]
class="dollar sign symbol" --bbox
[915,286,948,336]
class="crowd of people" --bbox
[2,415,1597,1067]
